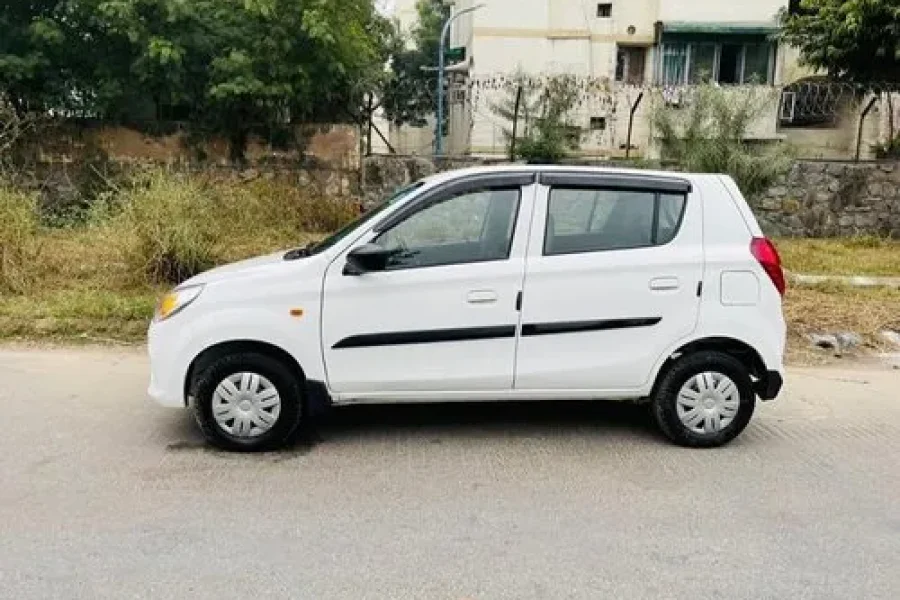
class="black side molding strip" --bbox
[333,325,517,349]
[521,317,662,337]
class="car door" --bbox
[322,173,537,395]
[515,172,703,392]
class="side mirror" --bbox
[344,243,393,275]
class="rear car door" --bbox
[322,173,537,395]
[515,172,703,391]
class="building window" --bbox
[660,42,773,86]
[590,117,607,131]
[615,46,646,85]
[597,3,612,18]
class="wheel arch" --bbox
[651,336,768,397]
[185,339,307,400]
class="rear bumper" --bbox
[755,370,783,401]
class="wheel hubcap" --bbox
[211,372,281,438]
[676,372,740,435]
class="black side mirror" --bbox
[344,243,393,275]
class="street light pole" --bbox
[435,3,484,156]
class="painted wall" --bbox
[658,0,785,23]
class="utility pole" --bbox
[435,3,484,156]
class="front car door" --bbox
[322,173,536,396]
[515,172,703,392]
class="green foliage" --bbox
[653,84,794,198]
[489,74,541,160]
[779,0,900,83]
[875,136,900,158]
[492,75,582,163]
[0,183,39,294]
[1,1,395,160]
[381,0,450,127]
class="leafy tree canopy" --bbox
[780,0,900,83]
[0,0,395,159]
[381,0,449,127]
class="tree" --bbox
[489,73,540,160]
[493,75,581,163]
[381,0,450,127]
[1,0,395,161]
[779,0,900,83]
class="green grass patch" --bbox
[777,237,900,277]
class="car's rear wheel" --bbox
[191,353,304,452]
[652,351,756,448]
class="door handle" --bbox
[467,290,498,304]
[649,277,680,291]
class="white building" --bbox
[381,1,897,159]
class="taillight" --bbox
[750,237,786,296]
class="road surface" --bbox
[1,347,898,599]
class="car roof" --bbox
[421,164,711,187]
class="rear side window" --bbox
[544,188,686,256]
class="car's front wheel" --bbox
[652,351,756,448]
[191,353,304,452]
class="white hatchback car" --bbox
[148,166,786,451]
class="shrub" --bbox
[653,84,794,198]
[491,74,583,163]
[0,183,39,294]
[97,171,360,286]
[102,171,219,286]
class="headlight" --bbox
[154,284,204,322]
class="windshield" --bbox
[306,181,425,255]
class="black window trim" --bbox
[542,185,689,257]
[538,171,692,195]
[373,172,536,234]
[372,183,526,272]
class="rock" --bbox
[880,330,900,348]
[782,197,801,214]
[769,186,787,198]
[836,332,863,350]
[879,162,895,172]
[761,197,779,210]
[855,213,877,228]
[826,162,846,176]
[867,182,884,197]
[810,334,840,351]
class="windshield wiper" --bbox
[283,241,317,261]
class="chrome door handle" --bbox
[467,290,498,304]
[649,277,680,291]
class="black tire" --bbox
[652,351,756,448]
[190,352,304,452]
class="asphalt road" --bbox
[1,347,898,600]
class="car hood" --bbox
[181,250,293,286]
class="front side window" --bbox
[373,188,521,270]
[308,182,424,255]
[544,188,686,256]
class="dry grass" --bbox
[0,172,353,341]
[0,184,40,293]
[776,237,900,277]
[783,283,900,364]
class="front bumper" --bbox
[147,322,190,408]
[755,370,783,401]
